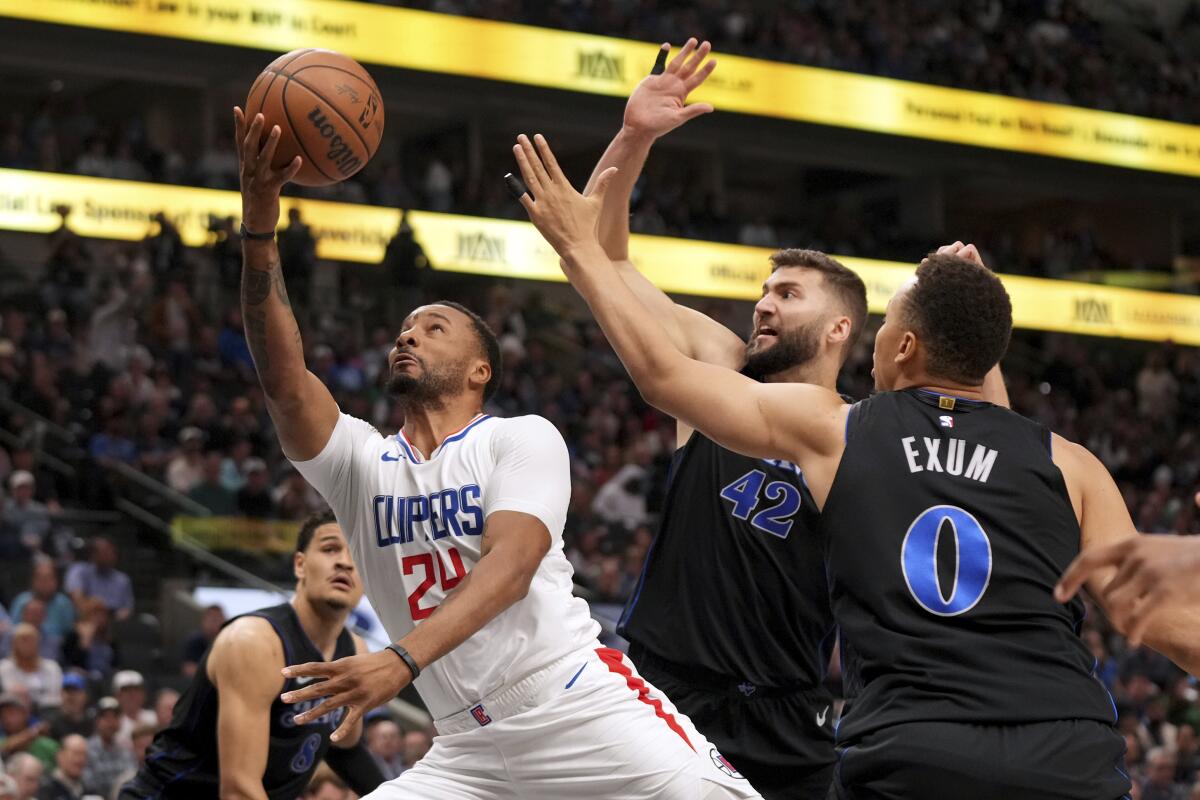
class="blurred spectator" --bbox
[1145,747,1189,800]
[591,464,648,530]
[273,471,323,521]
[0,693,58,769]
[186,451,237,515]
[5,752,43,800]
[364,717,404,780]
[1139,351,1180,423]
[303,773,350,800]
[165,428,206,495]
[10,560,76,643]
[82,697,133,798]
[152,688,178,729]
[87,415,138,469]
[12,600,62,663]
[112,721,157,799]
[236,459,275,519]
[43,675,92,741]
[1179,725,1200,786]
[3,472,52,554]
[179,605,224,678]
[278,208,317,307]
[65,539,133,621]
[59,599,114,680]
[0,625,63,710]
[402,728,433,772]
[111,671,155,748]
[0,774,16,800]
[37,732,86,800]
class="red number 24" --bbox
[402,547,468,620]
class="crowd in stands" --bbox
[382,0,1200,125]
[2,207,1200,792]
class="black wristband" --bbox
[240,222,276,241]
[386,643,421,680]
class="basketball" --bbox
[244,49,385,187]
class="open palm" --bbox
[624,38,717,138]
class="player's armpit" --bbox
[210,617,284,800]
[1057,437,1200,674]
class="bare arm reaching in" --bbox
[234,108,340,461]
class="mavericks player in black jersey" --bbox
[510,145,1200,799]
[577,39,866,798]
[119,511,384,800]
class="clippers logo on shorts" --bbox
[372,485,484,547]
[709,748,744,779]
[470,704,492,726]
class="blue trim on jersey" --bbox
[564,662,588,689]
[148,761,203,800]
[435,415,493,453]
[843,404,854,444]
[144,745,182,766]
[1093,656,1119,722]
[394,435,421,464]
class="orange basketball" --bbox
[244,49,385,187]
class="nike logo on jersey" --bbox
[816,705,829,726]
[381,452,404,462]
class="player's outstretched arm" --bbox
[209,617,281,800]
[1052,437,1200,673]
[577,39,742,366]
[235,107,340,461]
[512,133,846,470]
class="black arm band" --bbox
[239,222,276,241]
[386,642,421,680]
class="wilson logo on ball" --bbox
[307,107,362,177]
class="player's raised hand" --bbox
[280,649,412,743]
[623,38,716,139]
[233,106,303,232]
[926,241,988,270]
[510,133,618,256]
[1055,533,1200,647]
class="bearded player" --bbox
[570,38,1004,799]
[230,106,759,800]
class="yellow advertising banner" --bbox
[2,167,1199,345]
[172,515,300,555]
[5,0,1200,176]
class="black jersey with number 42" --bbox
[824,389,1117,744]
[126,603,356,800]
[618,429,834,689]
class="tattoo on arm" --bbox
[242,268,273,306]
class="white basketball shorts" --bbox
[365,642,762,799]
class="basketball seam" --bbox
[283,71,375,154]
[281,77,339,183]
[253,48,315,116]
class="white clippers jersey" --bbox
[291,412,600,718]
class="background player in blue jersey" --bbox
[119,511,384,800]
[511,136,1200,799]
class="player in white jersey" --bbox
[232,108,761,799]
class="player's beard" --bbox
[743,317,824,380]
[386,356,469,407]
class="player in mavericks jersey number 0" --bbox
[232,108,760,799]
[512,134,1200,800]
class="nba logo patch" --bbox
[470,704,492,727]
[939,415,954,428]
[710,748,744,779]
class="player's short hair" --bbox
[770,249,869,357]
[902,254,1012,384]
[432,300,503,402]
[296,509,339,554]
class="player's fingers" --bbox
[684,59,718,92]
[680,40,712,79]
[280,678,338,705]
[258,125,282,174]
[589,167,619,205]
[667,38,697,74]
[533,134,565,185]
[282,660,334,680]
[517,193,536,218]
[1054,540,1132,601]
[512,143,544,197]
[1125,594,1164,648]
[241,113,265,172]
[233,107,246,159]
[679,102,715,122]
[650,43,669,76]
[280,156,303,185]
[329,706,363,744]
[292,697,342,726]
[959,244,982,265]
[516,135,550,191]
